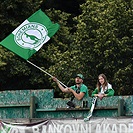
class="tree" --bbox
[0,0,48,90]
[0,0,132,97]
[72,0,133,95]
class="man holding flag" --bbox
[53,74,89,108]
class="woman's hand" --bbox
[97,93,104,100]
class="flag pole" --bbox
[27,60,68,88]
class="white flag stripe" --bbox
[12,20,29,35]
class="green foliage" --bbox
[0,0,132,97]
[73,0,133,95]
[0,0,44,90]
[0,0,42,39]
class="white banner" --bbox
[0,117,133,133]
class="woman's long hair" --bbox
[97,74,108,92]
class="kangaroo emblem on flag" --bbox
[0,9,60,60]
[14,22,48,49]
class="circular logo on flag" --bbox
[14,22,48,49]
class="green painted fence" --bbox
[0,89,132,119]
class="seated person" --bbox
[92,74,114,100]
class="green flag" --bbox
[0,9,60,60]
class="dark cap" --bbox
[76,74,84,79]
